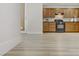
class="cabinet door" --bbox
[64,8,70,18]
[49,22,56,32]
[43,22,49,32]
[64,8,73,18]
[75,22,79,32]
[43,8,50,17]
[43,8,55,18]
[64,8,76,18]
[64,8,67,18]
[74,8,79,18]
[49,8,55,17]
[65,23,75,32]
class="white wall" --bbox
[25,3,43,34]
[0,3,22,55]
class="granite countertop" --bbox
[43,21,79,23]
[43,18,79,22]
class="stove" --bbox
[55,20,65,32]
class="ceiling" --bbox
[43,3,79,8]
[43,3,79,6]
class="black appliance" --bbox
[55,20,65,32]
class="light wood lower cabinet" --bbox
[75,22,79,32]
[43,22,79,33]
[43,22,56,32]
[65,22,79,32]
[65,22,74,32]
[43,22,49,32]
[49,23,56,32]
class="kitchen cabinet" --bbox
[64,8,72,18]
[43,8,50,17]
[43,22,49,32]
[65,22,75,32]
[49,22,56,32]
[43,22,56,32]
[64,8,79,18]
[49,8,55,17]
[43,8,55,18]
[74,8,79,17]
[75,22,79,32]
[65,22,79,32]
[43,8,79,18]
[43,22,79,33]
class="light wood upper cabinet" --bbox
[49,8,55,17]
[43,8,49,17]
[64,8,72,18]
[43,8,79,18]
[64,8,79,18]
[73,8,79,17]
[43,8,55,18]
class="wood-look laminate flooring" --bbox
[4,33,79,56]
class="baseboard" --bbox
[20,30,43,34]
[27,32,43,34]
[20,31,27,33]
[0,37,22,56]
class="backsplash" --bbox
[43,18,79,22]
